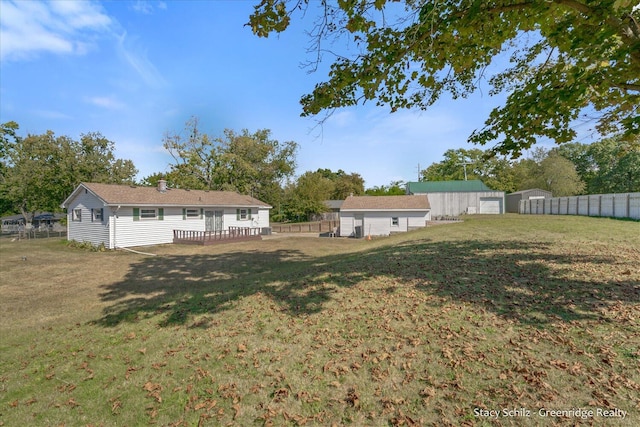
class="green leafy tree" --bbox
[554,142,596,187]
[163,117,219,189]
[313,168,365,199]
[0,121,21,215]
[514,149,585,196]
[214,128,298,205]
[163,117,298,207]
[420,148,516,191]
[537,152,586,196]
[365,180,406,195]
[282,171,334,221]
[250,1,640,155]
[277,168,364,221]
[555,135,640,193]
[1,127,137,221]
[0,121,19,162]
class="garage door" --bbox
[479,197,502,214]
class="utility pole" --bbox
[460,162,473,181]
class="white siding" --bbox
[112,206,270,248]
[414,191,505,216]
[340,211,429,237]
[66,191,110,247]
[340,213,355,237]
[224,207,270,229]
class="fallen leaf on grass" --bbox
[111,399,122,414]
[345,387,360,407]
[233,403,241,419]
[66,398,80,408]
[194,399,217,411]
[57,383,77,393]
[143,382,163,403]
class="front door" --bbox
[205,211,215,231]
[214,210,224,231]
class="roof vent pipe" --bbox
[158,179,167,193]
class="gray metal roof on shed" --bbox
[507,188,552,196]
[324,200,344,210]
[406,180,493,193]
[341,195,430,211]
[62,182,272,208]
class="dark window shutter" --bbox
[133,208,139,221]
[183,208,186,220]
[100,208,104,222]
[200,208,203,219]
[158,208,164,220]
[236,209,240,220]
[248,208,252,220]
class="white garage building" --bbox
[405,180,504,217]
[339,195,431,237]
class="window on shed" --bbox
[185,208,199,218]
[237,209,251,220]
[391,217,399,226]
[92,208,103,222]
[72,209,82,222]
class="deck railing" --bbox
[173,227,262,245]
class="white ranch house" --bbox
[339,195,431,237]
[62,181,271,248]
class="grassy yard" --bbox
[1,215,639,426]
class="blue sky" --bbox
[2,0,529,188]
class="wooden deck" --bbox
[173,227,262,246]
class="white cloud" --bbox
[86,96,125,110]
[326,110,355,128]
[131,1,168,15]
[132,1,153,15]
[0,0,112,61]
[116,32,167,87]
[31,109,73,120]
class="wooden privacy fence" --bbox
[519,192,640,220]
[270,220,339,233]
[173,227,262,245]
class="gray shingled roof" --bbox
[63,183,271,208]
[340,195,430,210]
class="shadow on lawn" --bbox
[96,238,640,327]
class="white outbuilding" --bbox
[339,195,431,237]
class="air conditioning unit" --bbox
[466,206,477,214]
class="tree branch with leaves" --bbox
[250,0,640,156]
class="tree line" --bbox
[1,119,638,224]
[0,119,361,223]
[420,135,640,197]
